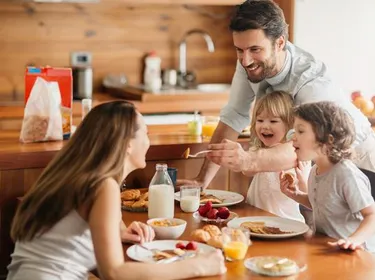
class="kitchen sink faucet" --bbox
[178,29,215,75]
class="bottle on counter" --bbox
[148,163,175,219]
[187,110,202,136]
[143,51,162,93]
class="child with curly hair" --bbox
[280,101,375,252]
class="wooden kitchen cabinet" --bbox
[119,0,243,4]
[114,0,294,41]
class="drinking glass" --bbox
[167,167,178,190]
[81,98,92,120]
[221,227,251,261]
[201,116,219,138]
[179,185,200,213]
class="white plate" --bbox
[227,216,309,239]
[192,210,238,224]
[126,240,216,263]
[244,256,307,277]
[175,189,244,207]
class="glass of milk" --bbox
[180,186,200,213]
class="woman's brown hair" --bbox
[249,91,294,149]
[11,101,138,241]
[294,101,355,163]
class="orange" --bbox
[353,97,374,116]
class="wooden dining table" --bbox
[122,202,375,280]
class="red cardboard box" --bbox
[25,66,72,139]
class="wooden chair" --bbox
[359,168,375,199]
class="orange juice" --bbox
[223,241,248,261]
[202,122,218,137]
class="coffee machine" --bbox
[71,51,93,100]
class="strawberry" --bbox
[206,208,219,219]
[217,207,230,219]
[175,242,186,250]
[185,241,198,250]
[198,201,213,217]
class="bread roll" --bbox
[207,235,224,249]
[202,225,221,237]
[191,229,211,243]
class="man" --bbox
[178,0,375,188]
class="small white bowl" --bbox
[147,218,187,240]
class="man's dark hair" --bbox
[230,0,289,44]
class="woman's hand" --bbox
[190,249,227,277]
[327,238,364,251]
[121,221,155,244]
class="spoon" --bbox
[136,244,160,255]
[182,148,211,158]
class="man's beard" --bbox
[245,52,277,83]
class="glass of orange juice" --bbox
[222,227,251,261]
[201,116,219,138]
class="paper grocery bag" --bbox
[20,77,63,143]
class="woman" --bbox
[7,101,226,280]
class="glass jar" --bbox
[148,163,175,219]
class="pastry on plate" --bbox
[122,200,134,207]
[241,221,293,235]
[206,235,224,249]
[121,189,148,212]
[254,256,299,276]
[202,225,221,238]
[191,229,211,243]
[121,189,141,201]
[200,192,223,204]
[139,192,149,201]
[132,199,147,208]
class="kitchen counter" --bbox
[0,125,249,171]
[0,90,230,116]
[0,91,230,131]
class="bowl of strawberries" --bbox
[193,201,238,225]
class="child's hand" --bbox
[295,161,309,192]
[279,171,299,198]
[327,238,364,251]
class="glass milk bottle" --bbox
[148,163,175,219]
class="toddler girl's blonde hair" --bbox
[249,91,294,149]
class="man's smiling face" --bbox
[233,29,283,83]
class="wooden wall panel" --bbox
[0,1,294,102]
[0,2,236,101]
